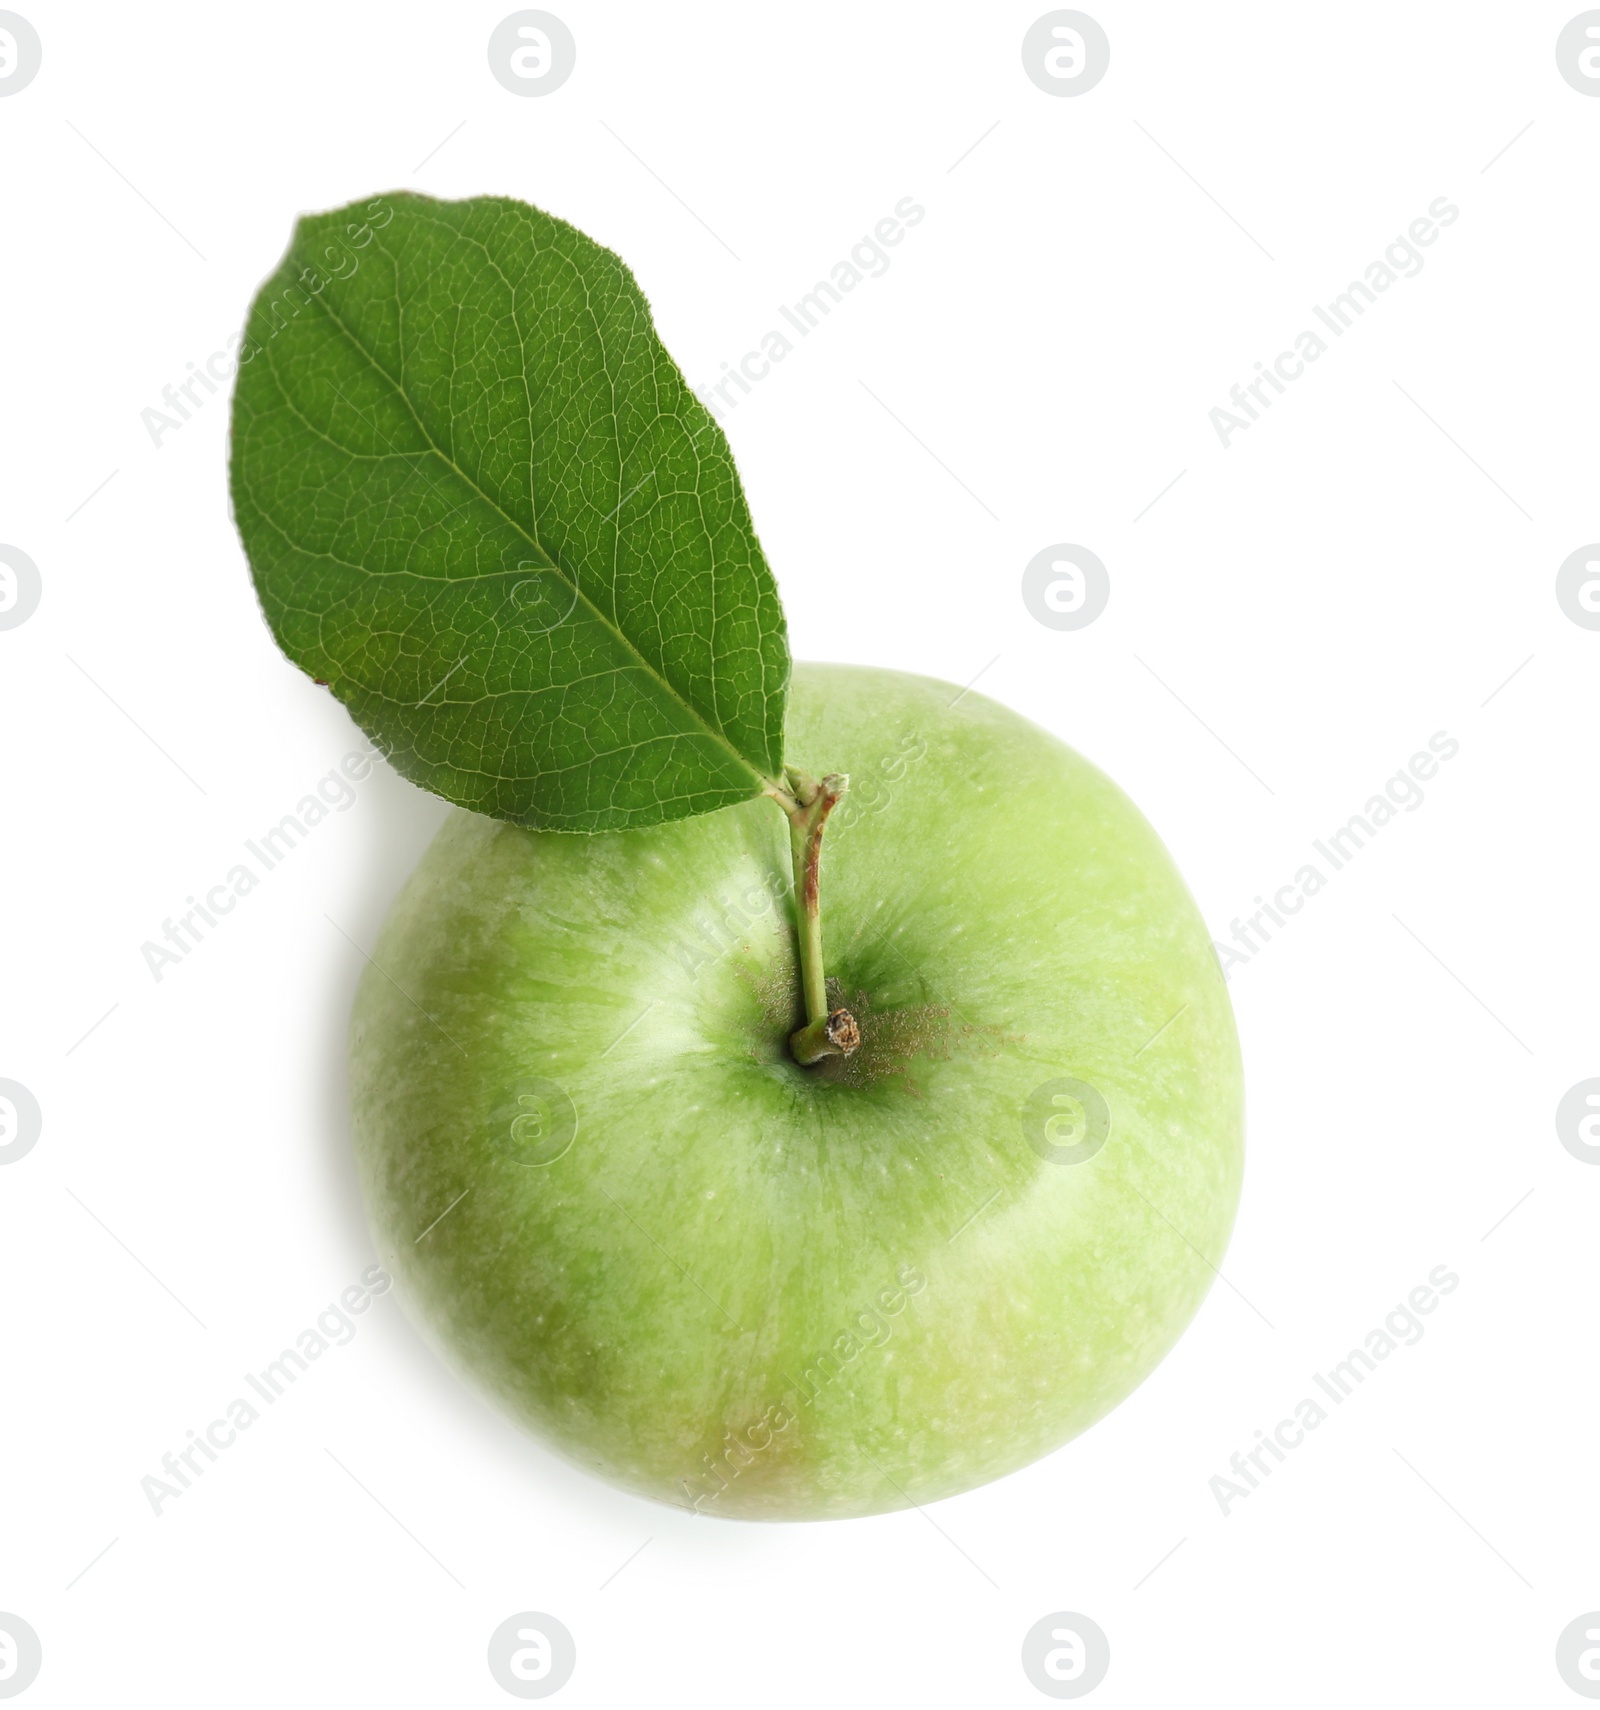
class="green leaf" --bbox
[229,191,789,831]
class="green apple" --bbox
[350,663,1243,1519]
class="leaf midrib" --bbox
[294,270,771,796]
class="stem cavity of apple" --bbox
[767,768,860,1067]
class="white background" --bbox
[2,2,1598,1704]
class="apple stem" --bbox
[766,768,859,1066]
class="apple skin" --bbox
[350,663,1243,1520]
